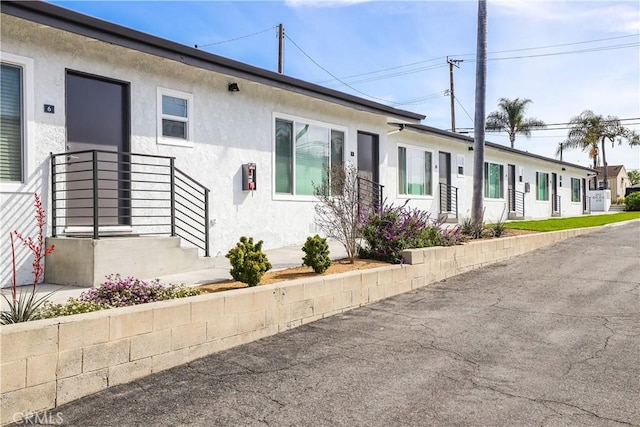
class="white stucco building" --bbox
[1,1,594,287]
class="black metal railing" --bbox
[439,183,458,220]
[552,194,561,216]
[357,176,384,216]
[50,150,210,256]
[584,196,591,214]
[508,189,525,218]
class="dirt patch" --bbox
[199,229,539,294]
[199,258,391,293]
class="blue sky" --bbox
[52,0,640,170]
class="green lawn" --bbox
[504,212,640,232]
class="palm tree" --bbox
[562,110,639,188]
[486,97,546,148]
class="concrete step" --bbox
[46,236,218,286]
[609,205,625,212]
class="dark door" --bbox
[357,132,380,209]
[551,172,558,212]
[439,152,451,211]
[66,71,130,227]
[508,164,516,211]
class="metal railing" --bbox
[508,188,525,218]
[439,183,458,220]
[552,194,561,216]
[584,196,591,214]
[50,150,210,256]
[357,176,384,216]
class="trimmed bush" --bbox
[624,192,640,211]
[302,235,332,273]
[226,236,272,286]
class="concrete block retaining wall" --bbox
[0,227,597,425]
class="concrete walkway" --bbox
[1,240,347,307]
[31,221,639,426]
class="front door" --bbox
[508,164,516,211]
[551,172,558,213]
[439,152,451,212]
[66,71,130,227]
[357,132,380,209]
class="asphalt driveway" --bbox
[48,221,640,426]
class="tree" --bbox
[628,170,640,185]
[471,0,488,226]
[486,97,546,148]
[313,162,361,263]
[562,110,639,188]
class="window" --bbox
[484,162,504,199]
[157,88,193,146]
[275,117,344,196]
[571,178,581,202]
[456,154,465,176]
[0,63,23,182]
[536,172,549,201]
[398,146,432,196]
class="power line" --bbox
[456,117,640,132]
[284,33,405,105]
[453,95,474,124]
[450,33,638,58]
[317,35,638,88]
[195,25,277,49]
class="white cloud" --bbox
[492,1,640,33]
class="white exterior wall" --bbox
[0,15,389,286]
[386,130,591,221]
[0,13,593,287]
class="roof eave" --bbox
[388,122,596,173]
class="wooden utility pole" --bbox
[447,58,463,132]
[278,24,284,74]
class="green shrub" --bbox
[460,216,484,239]
[36,279,202,319]
[624,192,640,211]
[487,217,507,238]
[359,202,460,263]
[226,236,272,286]
[302,235,332,273]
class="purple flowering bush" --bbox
[38,274,202,318]
[359,201,461,263]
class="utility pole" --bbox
[447,57,463,132]
[278,24,284,74]
[471,0,487,226]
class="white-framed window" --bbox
[571,178,581,202]
[274,115,345,197]
[157,87,194,147]
[398,145,433,196]
[456,154,465,176]
[0,52,34,190]
[536,172,549,201]
[484,162,504,199]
